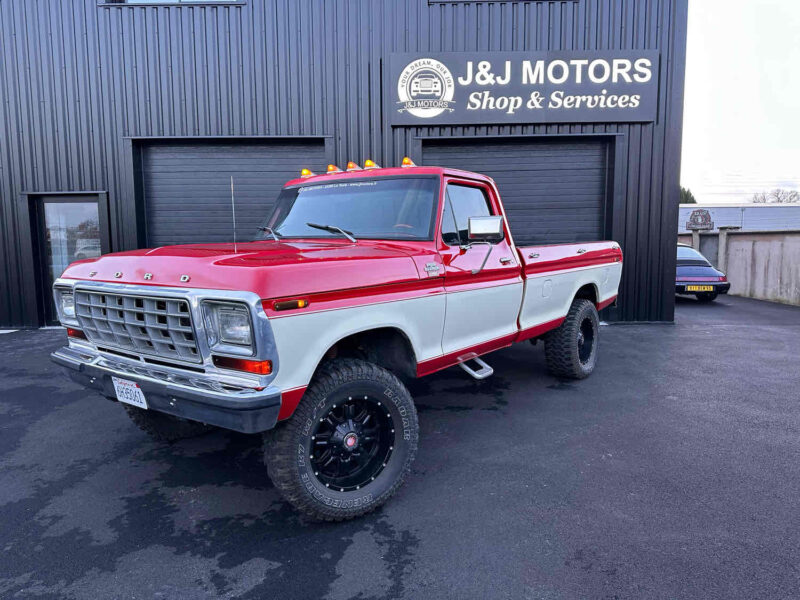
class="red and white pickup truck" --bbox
[51,160,622,520]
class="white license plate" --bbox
[112,376,148,409]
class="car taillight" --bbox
[67,327,86,340]
[719,275,727,282]
[212,356,273,375]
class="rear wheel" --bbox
[122,405,214,442]
[544,298,600,379]
[263,359,418,521]
[695,292,718,303]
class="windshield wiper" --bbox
[257,226,282,241]
[306,222,357,243]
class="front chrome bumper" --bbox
[52,344,282,434]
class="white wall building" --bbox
[678,204,800,234]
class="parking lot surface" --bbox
[1,295,799,599]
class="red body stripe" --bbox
[596,295,617,311]
[515,317,565,343]
[264,278,444,317]
[519,243,622,276]
[278,386,307,421]
[416,332,518,378]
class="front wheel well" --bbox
[316,327,417,381]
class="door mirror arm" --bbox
[460,241,494,275]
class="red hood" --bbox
[60,240,434,299]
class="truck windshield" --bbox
[256,177,438,241]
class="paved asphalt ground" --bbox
[1,295,799,599]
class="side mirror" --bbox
[467,216,504,243]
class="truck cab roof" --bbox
[283,165,494,188]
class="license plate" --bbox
[687,285,714,292]
[112,376,148,409]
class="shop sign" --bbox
[389,51,660,126]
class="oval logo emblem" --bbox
[114,272,122,279]
[180,275,190,283]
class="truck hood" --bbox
[60,240,432,299]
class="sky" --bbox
[681,0,800,204]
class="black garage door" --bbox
[423,139,608,245]
[141,140,326,246]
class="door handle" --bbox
[499,257,513,264]
[577,248,587,254]
[528,252,540,259]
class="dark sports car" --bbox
[675,244,730,302]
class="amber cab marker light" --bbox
[273,298,310,311]
[300,168,315,178]
[212,355,273,375]
[66,327,86,340]
[364,159,380,169]
[327,164,342,173]
[401,156,416,167]
[346,161,362,171]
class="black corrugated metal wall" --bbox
[0,0,687,327]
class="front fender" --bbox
[266,294,446,393]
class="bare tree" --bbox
[751,188,799,204]
[769,188,800,203]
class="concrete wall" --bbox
[678,231,800,305]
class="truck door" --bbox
[438,179,523,355]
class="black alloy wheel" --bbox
[310,396,395,492]
[263,359,419,521]
[577,316,596,365]
[544,298,600,379]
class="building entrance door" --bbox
[34,194,110,324]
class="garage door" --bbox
[141,140,326,246]
[423,139,608,245]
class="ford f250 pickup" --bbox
[51,158,622,521]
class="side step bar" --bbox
[459,356,494,380]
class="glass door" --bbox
[36,195,108,324]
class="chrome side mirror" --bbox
[468,216,504,243]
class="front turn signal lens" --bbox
[300,168,315,178]
[327,164,342,173]
[212,356,273,375]
[346,161,362,171]
[364,159,380,169]
[272,298,310,311]
[401,156,416,167]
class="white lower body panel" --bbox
[268,294,446,392]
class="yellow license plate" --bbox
[686,285,714,292]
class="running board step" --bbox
[459,356,494,380]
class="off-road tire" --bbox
[695,292,718,303]
[544,298,600,379]
[122,404,214,442]
[263,359,419,521]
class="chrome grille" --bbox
[74,289,201,364]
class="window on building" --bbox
[441,184,493,246]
